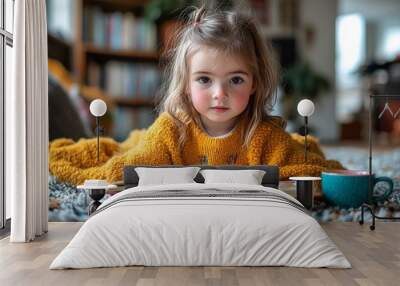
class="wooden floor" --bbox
[0,222,399,286]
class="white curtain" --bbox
[8,0,48,242]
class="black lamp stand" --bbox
[95,116,105,163]
[88,116,105,215]
[96,116,100,162]
[290,115,317,210]
[304,116,308,162]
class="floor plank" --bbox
[0,222,399,286]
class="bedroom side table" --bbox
[77,180,119,215]
[289,177,321,209]
[87,189,106,215]
[86,186,124,215]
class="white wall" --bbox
[340,0,400,21]
[298,0,339,142]
[376,18,400,61]
[340,0,400,61]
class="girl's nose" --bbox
[213,84,227,101]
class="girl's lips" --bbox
[211,107,229,112]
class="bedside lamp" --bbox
[297,99,315,163]
[289,99,319,210]
[89,99,107,163]
[79,99,116,216]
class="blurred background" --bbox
[46,0,400,145]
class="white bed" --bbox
[50,183,351,269]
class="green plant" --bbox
[281,62,331,120]
[144,0,235,22]
[144,0,195,22]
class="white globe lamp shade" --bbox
[90,99,107,117]
[297,99,315,117]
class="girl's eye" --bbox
[196,76,211,84]
[230,76,244,85]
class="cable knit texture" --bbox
[49,112,343,185]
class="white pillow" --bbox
[200,169,266,185]
[135,167,201,186]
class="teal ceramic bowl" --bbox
[321,170,393,208]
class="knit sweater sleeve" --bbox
[101,118,175,183]
[49,113,179,185]
[263,126,344,180]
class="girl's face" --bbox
[188,46,255,133]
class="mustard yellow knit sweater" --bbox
[49,112,343,185]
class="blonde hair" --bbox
[158,6,280,148]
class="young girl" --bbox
[50,7,342,185]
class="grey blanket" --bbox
[92,189,307,217]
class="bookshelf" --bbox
[49,0,302,140]
[70,0,163,140]
[84,44,159,61]
[112,97,157,108]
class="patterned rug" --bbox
[48,146,400,222]
[312,146,400,222]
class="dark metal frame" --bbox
[359,93,400,230]
[0,0,14,232]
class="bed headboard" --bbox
[123,165,279,189]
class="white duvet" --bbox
[50,183,351,269]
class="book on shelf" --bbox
[112,107,156,141]
[83,6,157,52]
[87,61,161,99]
